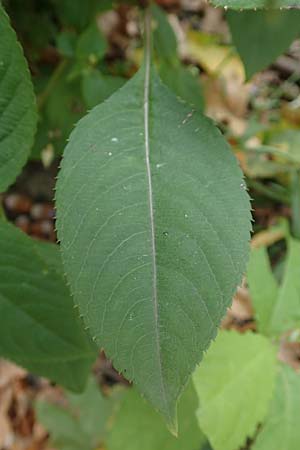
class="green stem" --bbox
[37,59,68,110]
[248,179,290,205]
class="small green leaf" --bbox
[33,63,86,157]
[37,402,86,450]
[76,22,107,63]
[152,4,178,63]
[227,10,300,78]
[0,220,96,392]
[81,69,126,108]
[253,364,300,450]
[247,246,279,335]
[66,377,119,442]
[56,55,251,429]
[107,382,206,450]
[57,30,77,58]
[36,376,116,450]
[193,331,277,450]
[52,0,112,30]
[159,63,204,111]
[152,4,204,110]
[269,237,300,335]
[0,4,37,192]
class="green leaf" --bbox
[37,402,86,450]
[57,30,78,58]
[36,376,116,450]
[247,246,279,335]
[52,0,112,30]
[107,382,206,450]
[227,10,300,79]
[268,129,300,165]
[268,237,300,335]
[0,4,37,192]
[56,46,251,428]
[210,0,300,9]
[66,377,119,442]
[253,365,300,450]
[32,63,86,158]
[81,69,126,108]
[152,4,204,110]
[76,22,107,63]
[152,4,178,63]
[159,63,204,111]
[193,331,277,450]
[0,220,95,392]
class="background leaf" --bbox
[227,10,300,79]
[0,220,96,391]
[247,246,279,335]
[193,331,277,450]
[51,0,112,31]
[107,383,206,450]
[37,376,116,450]
[76,22,107,63]
[268,237,300,335]
[32,63,86,158]
[0,3,37,192]
[152,4,178,64]
[152,4,204,110]
[253,365,300,450]
[159,63,204,111]
[56,62,251,429]
[81,69,126,109]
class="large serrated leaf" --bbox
[0,220,96,392]
[227,10,300,79]
[210,0,300,9]
[56,51,251,428]
[193,331,277,450]
[0,4,37,192]
[253,365,300,450]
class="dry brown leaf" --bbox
[203,77,247,136]
[0,360,25,389]
[230,286,253,321]
[278,341,300,371]
[251,228,285,249]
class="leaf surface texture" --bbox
[56,61,251,427]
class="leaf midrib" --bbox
[143,9,169,420]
